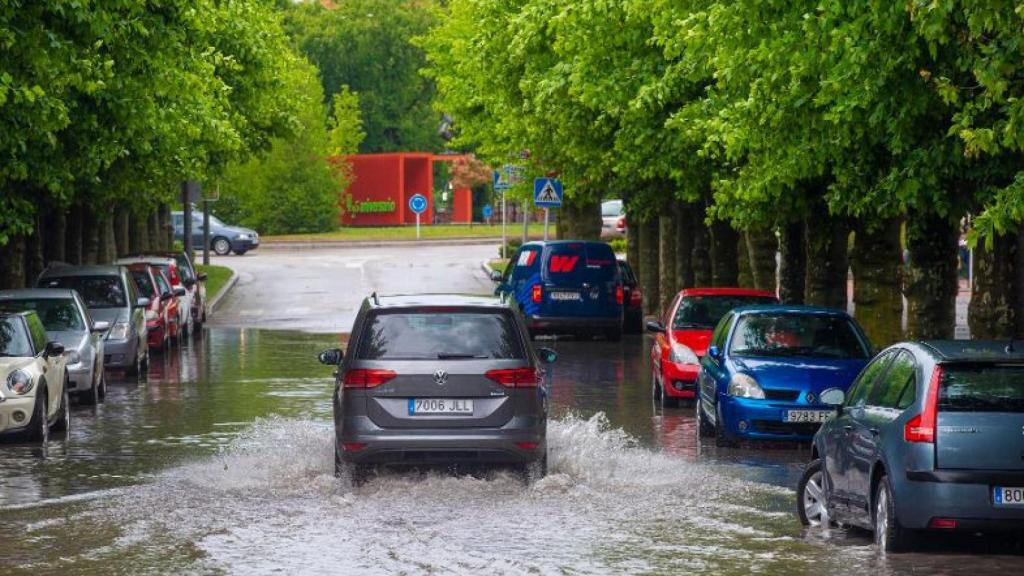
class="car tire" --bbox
[797,459,830,527]
[658,376,680,409]
[97,370,107,401]
[81,370,101,406]
[212,237,232,256]
[52,378,70,432]
[874,474,913,553]
[696,398,715,438]
[714,403,736,447]
[334,441,371,487]
[233,249,247,256]
[521,452,548,485]
[652,374,662,401]
[25,388,48,443]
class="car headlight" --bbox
[6,370,33,395]
[728,373,765,399]
[65,350,82,366]
[107,321,130,341]
[235,233,252,240]
[669,344,699,365]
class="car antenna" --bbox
[371,291,379,306]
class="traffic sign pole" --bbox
[501,194,507,259]
[416,213,421,239]
[407,193,428,240]
[543,208,549,241]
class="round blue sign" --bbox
[482,205,493,219]
[408,193,428,215]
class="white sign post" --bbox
[408,193,428,240]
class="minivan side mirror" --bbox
[92,321,110,333]
[173,287,187,297]
[819,388,846,408]
[135,297,151,309]
[318,348,344,366]
[197,272,209,282]
[645,320,666,334]
[160,292,173,302]
[536,347,558,364]
[708,345,721,360]
[45,342,65,357]
[489,269,503,283]
[183,277,196,288]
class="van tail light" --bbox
[343,369,397,389]
[615,285,624,305]
[531,284,543,303]
[485,367,540,388]
[905,365,942,443]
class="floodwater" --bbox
[1,330,1021,575]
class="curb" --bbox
[260,237,515,251]
[208,271,239,314]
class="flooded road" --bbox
[2,329,1021,574]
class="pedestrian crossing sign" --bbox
[533,178,563,208]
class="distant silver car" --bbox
[0,289,109,404]
[319,294,557,486]
[600,199,625,238]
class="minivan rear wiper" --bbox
[436,353,488,359]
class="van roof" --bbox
[521,240,613,248]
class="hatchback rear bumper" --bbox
[528,315,620,333]
[893,471,1024,529]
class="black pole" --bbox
[182,181,193,259]
[203,200,211,266]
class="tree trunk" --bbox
[737,233,754,288]
[691,206,712,287]
[0,235,27,289]
[24,211,45,285]
[114,207,131,257]
[66,204,84,265]
[556,197,601,240]
[1016,231,1024,339]
[148,209,162,252]
[969,232,1018,339]
[638,218,661,317]
[83,207,101,264]
[158,204,172,249]
[130,209,150,253]
[96,215,115,264]
[674,202,694,290]
[851,218,904,348]
[747,226,778,293]
[804,201,848,309]
[709,218,739,287]
[779,221,806,304]
[626,212,640,273]
[904,214,959,339]
[659,214,677,311]
[47,208,66,264]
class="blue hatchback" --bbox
[492,241,623,340]
[695,305,872,444]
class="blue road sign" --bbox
[533,178,563,208]
[493,171,510,191]
[408,193,428,215]
[482,204,493,219]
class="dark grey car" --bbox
[798,340,1024,552]
[172,211,259,256]
[318,294,556,486]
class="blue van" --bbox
[492,241,624,340]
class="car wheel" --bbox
[81,369,101,406]
[652,373,662,401]
[660,377,680,409]
[212,237,232,256]
[521,452,548,485]
[233,249,248,256]
[714,403,736,447]
[874,474,912,553]
[97,370,107,401]
[696,397,715,438]
[797,459,829,527]
[52,378,70,432]
[335,441,371,486]
[25,389,49,443]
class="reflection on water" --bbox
[0,329,1020,574]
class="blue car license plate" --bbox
[993,486,1024,506]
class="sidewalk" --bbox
[261,236,510,250]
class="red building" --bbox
[340,153,473,226]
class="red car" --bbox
[128,264,182,351]
[647,288,779,407]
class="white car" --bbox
[0,311,70,442]
[116,256,194,340]
[601,199,625,238]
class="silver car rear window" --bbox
[358,311,525,360]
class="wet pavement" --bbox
[0,246,1020,575]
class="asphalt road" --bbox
[209,242,499,331]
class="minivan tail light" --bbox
[485,368,540,387]
[531,284,542,303]
[615,285,624,305]
[343,369,397,388]
[905,365,942,443]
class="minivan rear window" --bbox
[544,243,617,282]
[358,311,525,360]
[940,364,1024,413]
[42,276,126,308]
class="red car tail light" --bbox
[515,441,539,450]
[905,365,942,443]
[341,442,367,452]
[616,216,626,231]
[615,285,624,305]
[927,517,957,530]
[531,284,543,303]
[343,369,397,389]
[485,367,540,388]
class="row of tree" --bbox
[422,0,1024,346]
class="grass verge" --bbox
[488,259,509,274]
[263,223,555,243]
[197,264,233,302]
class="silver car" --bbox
[319,294,556,486]
[38,265,149,380]
[0,289,109,405]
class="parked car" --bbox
[38,265,149,379]
[318,294,556,486]
[116,256,193,341]
[492,240,624,340]
[617,260,643,334]
[797,340,1024,552]
[695,305,872,445]
[600,200,625,238]
[646,288,779,407]
[126,251,208,327]
[0,290,109,405]
[127,264,180,351]
[172,210,259,256]
[0,311,69,441]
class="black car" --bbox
[617,260,643,334]
[172,210,259,256]
[317,294,557,486]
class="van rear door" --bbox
[935,363,1024,471]
[541,242,620,318]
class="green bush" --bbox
[500,237,523,258]
[608,237,627,254]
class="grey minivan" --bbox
[318,294,556,486]
[798,340,1024,551]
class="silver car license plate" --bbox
[994,486,1024,506]
[783,410,832,423]
[408,398,474,415]
[549,291,581,301]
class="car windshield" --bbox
[729,314,868,359]
[940,364,1024,413]
[601,201,622,217]
[41,276,126,309]
[131,270,156,297]
[173,254,194,282]
[358,311,525,360]
[0,299,85,332]
[673,295,778,329]
[0,318,33,357]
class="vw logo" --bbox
[806,392,817,404]
[433,369,448,386]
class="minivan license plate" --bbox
[784,410,832,423]
[993,486,1024,506]
[408,398,474,415]
[549,291,581,301]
